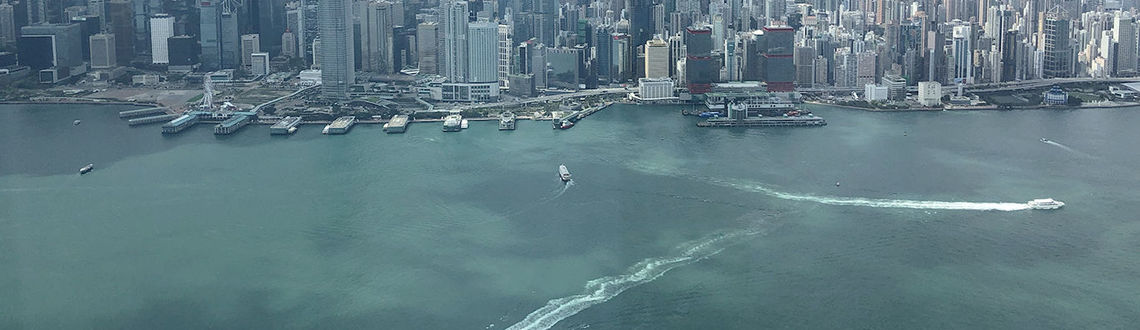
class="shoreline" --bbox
[804,100,1140,111]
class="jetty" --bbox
[119,107,167,119]
[214,112,255,135]
[270,116,302,135]
[383,115,409,133]
[128,114,177,126]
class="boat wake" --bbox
[506,228,765,330]
[550,180,574,200]
[1042,139,1096,158]
[710,178,1030,211]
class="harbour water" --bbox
[2,103,1139,329]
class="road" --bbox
[799,77,1140,94]
[452,88,626,110]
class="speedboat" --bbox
[322,124,330,134]
[73,119,81,125]
[1027,198,1064,210]
[1040,137,1049,143]
[558,164,572,182]
[79,163,94,174]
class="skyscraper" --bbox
[416,22,438,75]
[1114,12,1136,76]
[763,25,795,91]
[497,24,512,87]
[282,30,296,58]
[361,0,394,74]
[684,26,715,94]
[319,0,354,100]
[467,21,498,83]
[241,34,260,70]
[1043,10,1071,78]
[644,37,669,79]
[0,0,14,47]
[107,0,134,66]
[442,0,469,82]
[200,1,222,70]
[26,0,45,25]
[149,14,173,64]
[90,33,116,68]
[952,25,973,84]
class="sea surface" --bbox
[1,103,1138,329]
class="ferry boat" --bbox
[558,164,572,182]
[79,163,94,175]
[499,112,516,130]
[555,120,574,129]
[442,114,463,132]
[73,119,81,125]
[1027,198,1064,210]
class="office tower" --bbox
[764,25,795,91]
[795,46,817,87]
[19,24,83,70]
[628,0,652,47]
[319,0,354,100]
[466,21,498,83]
[417,22,438,74]
[241,34,260,70]
[497,24,512,87]
[87,0,105,21]
[107,0,134,66]
[545,46,581,89]
[684,26,715,94]
[952,25,973,83]
[132,0,157,52]
[286,7,304,58]
[652,3,666,38]
[219,8,240,69]
[361,0,394,74]
[282,30,296,57]
[254,0,286,56]
[167,35,198,66]
[200,1,221,70]
[26,0,45,24]
[250,52,269,76]
[644,37,669,79]
[593,25,613,82]
[1114,12,1136,75]
[149,14,173,64]
[89,33,116,68]
[612,33,633,82]
[442,0,469,82]
[668,34,683,79]
[530,43,547,88]
[311,38,321,69]
[1001,30,1018,82]
[1043,10,1071,78]
[765,0,785,21]
[65,6,87,20]
[0,0,14,47]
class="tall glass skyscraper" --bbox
[319,0,354,100]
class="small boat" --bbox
[1040,137,1049,143]
[73,119,81,125]
[461,119,469,129]
[558,164,572,182]
[322,124,330,134]
[558,120,575,129]
[79,163,94,174]
[1027,198,1064,210]
[835,181,840,187]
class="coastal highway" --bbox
[453,87,627,110]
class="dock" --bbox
[383,115,409,133]
[128,114,177,126]
[325,116,356,134]
[270,116,302,135]
[119,107,167,118]
[697,116,827,127]
[161,113,201,134]
[553,102,614,129]
[214,112,255,135]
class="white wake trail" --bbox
[1043,140,1096,159]
[506,230,760,330]
[715,180,1030,211]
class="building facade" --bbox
[149,14,174,64]
[319,0,355,100]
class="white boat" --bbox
[322,124,330,134]
[461,119,469,129]
[558,164,571,182]
[1027,198,1064,210]
[79,163,94,174]
[73,119,81,125]
[443,114,462,132]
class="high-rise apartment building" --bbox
[149,14,174,64]
[319,0,354,100]
[442,0,469,82]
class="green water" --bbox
[1,104,1138,329]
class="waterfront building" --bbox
[684,26,716,94]
[637,77,674,100]
[90,33,116,69]
[865,84,888,101]
[1043,85,1068,105]
[250,52,270,76]
[882,74,907,101]
[952,24,973,84]
[241,34,261,71]
[167,35,198,70]
[19,24,83,70]
[546,47,582,90]
[417,22,439,75]
[763,26,795,92]
[918,81,942,106]
[467,21,498,83]
[319,0,354,100]
[1113,12,1136,76]
[644,37,669,79]
[149,14,174,64]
